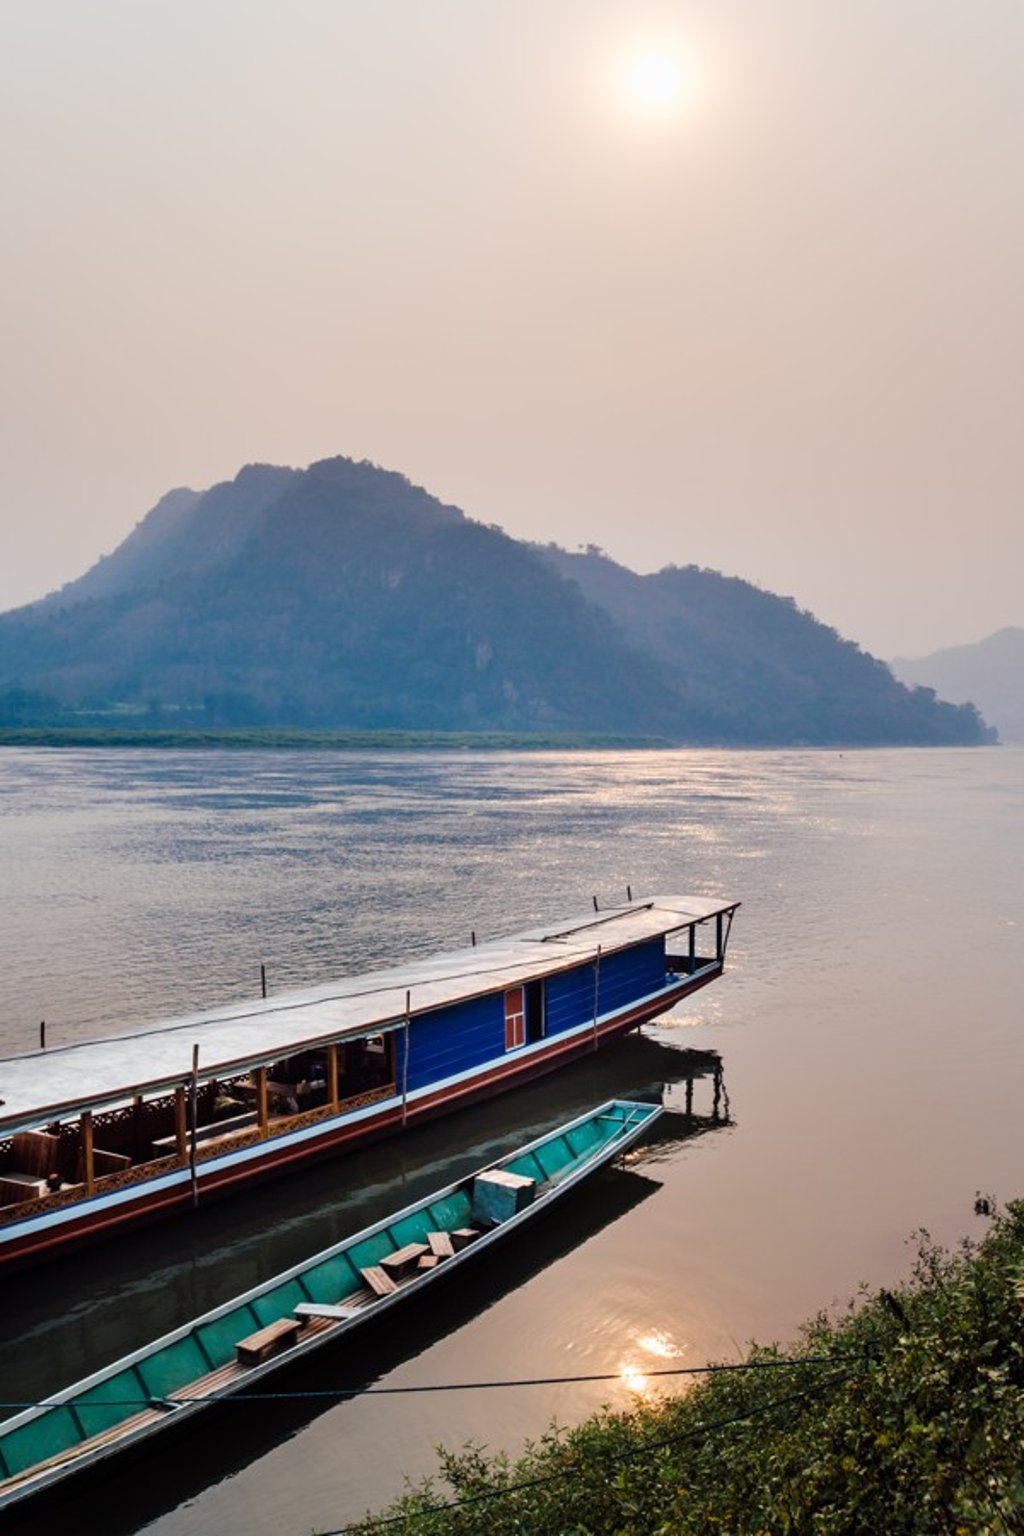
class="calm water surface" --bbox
[0,746,1020,1534]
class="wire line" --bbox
[0,1351,869,1412]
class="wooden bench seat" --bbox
[451,1228,482,1250]
[0,1172,48,1205]
[10,1130,60,1177]
[360,1265,398,1297]
[153,1111,257,1157]
[426,1230,455,1258]
[235,1316,304,1366]
[294,1300,366,1321]
[75,1147,132,1183]
[380,1242,429,1280]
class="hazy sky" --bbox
[1,1,1021,658]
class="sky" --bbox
[1,1,1021,659]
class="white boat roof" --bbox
[0,895,737,1132]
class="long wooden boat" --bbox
[0,892,737,1269]
[0,1098,662,1513]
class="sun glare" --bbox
[613,40,701,123]
[631,52,680,110]
[619,1363,650,1396]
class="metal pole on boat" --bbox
[627,885,633,903]
[39,1020,45,1051]
[592,945,601,1052]
[189,1043,200,1209]
[401,990,411,1127]
[260,963,267,999]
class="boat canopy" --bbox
[0,895,737,1133]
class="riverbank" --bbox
[0,727,673,750]
[347,1201,1024,1535]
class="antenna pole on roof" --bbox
[471,930,476,947]
[260,964,267,1000]
[592,895,599,912]
[627,885,633,903]
[39,1020,46,1052]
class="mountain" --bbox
[0,456,993,744]
[537,547,994,745]
[891,629,1023,743]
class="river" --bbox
[0,746,1020,1533]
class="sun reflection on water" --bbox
[619,1325,685,1398]
[619,1363,650,1396]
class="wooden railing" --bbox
[0,1082,400,1226]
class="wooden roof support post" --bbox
[592,946,602,1052]
[81,1109,95,1193]
[256,1066,269,1138]
[327,1043,339,1110]
[401,991,411,1127]
[189,1044,200,1209]
[174,1087,187,1165]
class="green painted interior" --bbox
[136,1336,209,1400]
[0,1406,81,1477]
[71,1367,146,1438]
[565,1119,603,1157]
[303,1252,361,1304]
[251,1278,309,1327]
[425,1191,473,1230]
[347,1231,396,1272]
[387,1211,432,1248]
[195,1303,260,1369]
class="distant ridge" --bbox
[892,628,1022,743]
[0,455,993,745]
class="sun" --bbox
[630,51,681,111]
[610,39,702,124]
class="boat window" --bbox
[239,1053,330,1118]
[337,1034,396,1099]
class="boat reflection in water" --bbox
[0,1035,731,1533]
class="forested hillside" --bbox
[541,546,990,744]
[0,457,993,744]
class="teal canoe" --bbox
[0,1097,661,1512]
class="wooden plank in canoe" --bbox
[294,1301,365,1321]
[235,1317,304,1366]
[360,1265,398,1297]
[380,1242,429,1280]
[426,1230,455,1257]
